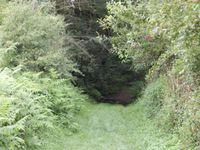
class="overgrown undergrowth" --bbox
[141,76,200,149]
[0,1,88,149]
[0,68,87,149]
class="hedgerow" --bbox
[101,0,200,148]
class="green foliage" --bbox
[44,69,86,130]
[0,68,54,149]
[0,0,6,25]
[0,1,87,149]
[101,0,200,82]
[0,0,78,77]
[141,77,167,117]
[102,0,200,147]
[140,75,200,148]
[145,0,200,83]
[56,0,108,36]
[100,0,168,71]
[0,68,86,149]
[55,0,141,98]
[0,0,198,149]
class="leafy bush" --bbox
[0,0,78,77]
[100,0,168,71]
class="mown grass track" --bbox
[40,101,182,150]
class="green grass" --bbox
[39,101,182,150]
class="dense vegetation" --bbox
[0,1,87,149]
[101,0,200,148]
[54,0,144,99]
[0,0,199,149]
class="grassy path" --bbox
[41,102,181,150]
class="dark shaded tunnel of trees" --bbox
[55,0,145,105]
